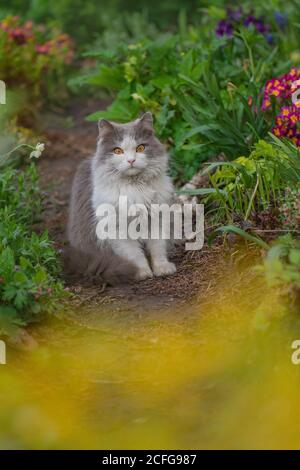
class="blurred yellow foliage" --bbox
[1,261,300,450]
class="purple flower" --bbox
[274,12,287,30]
[215,20,233,37]
[244,15,269,34]
[244,14,256,27]
[227,7,243,22]
[215,8,272,42]
[255,19,269,34]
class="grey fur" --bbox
[67,112,175,285]
[67,159,138,284]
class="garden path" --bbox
[37,99,226,326]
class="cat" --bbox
[67,112,176,285]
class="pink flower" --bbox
[35,44,50,54]
[262,68,300,146]
[24,20,33,30]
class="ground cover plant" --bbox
[0,147,64,337]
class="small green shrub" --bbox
[257,235,300,289]
[190,138,300,222]
[0,162,64,336]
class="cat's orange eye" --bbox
[136,144,145,153]
[113,147,124,155]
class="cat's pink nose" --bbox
[127,158,136,165]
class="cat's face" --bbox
[96,113,167,178]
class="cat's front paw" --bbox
[136,266,153,281]
[152,261,176,277]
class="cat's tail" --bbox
[63,245,138,286]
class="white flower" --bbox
[36,143,45,152]
[30,142,45,159]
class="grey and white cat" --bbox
[67,112,176,284]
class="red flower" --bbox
[9,28,27,45]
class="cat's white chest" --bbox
[92,172,173,212]
[120,183,155,208]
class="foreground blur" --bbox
[1,255,300,450]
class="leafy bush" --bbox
[0,0,199,44]
[82,12,158,58]
[0,161,64,336]
[253,234,300,327]
[191,138,300,222]
[258,235,300,289]
[0,15,74,110]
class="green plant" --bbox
[175,67,269,161]
[173,24,292,167]
[257,234,300,289]
[0,161,64,336]
[209,224,269,249]
[0,0,200,45]
[190,139,300,222]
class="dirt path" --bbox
[37,100,225,322]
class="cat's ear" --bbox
[139,112,153,127]
[98,119,114,137]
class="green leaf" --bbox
[150,75,174,89]
[0,305,24,336]
[289,249,300,266]
[209,225,269,249]
[0,247,15,278]
[33,268,47,284]
[86,65,124,90]
[13,271,28,283]
[176,188,227,196]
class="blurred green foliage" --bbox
[0,0,199,45]
[259,234,300,287]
